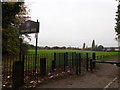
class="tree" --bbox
[82,43,86,49]
[2,2,23,28]
[2,2,30,55]
[115,0,120,39]
[98,45,104,50]
[92,40,95,50]
[2,25,20,55]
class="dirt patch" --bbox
[36,58,119,88]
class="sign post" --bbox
[19,19,40,74]
[35,32,38,73]
[19,34,24,61]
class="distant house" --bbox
[104,47,120,52]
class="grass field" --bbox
[2,49,119,73]
[26,49,119,69]
[28,49,118,59]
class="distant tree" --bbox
[82,43,86,49]
[97,45,104,51]
[52,46,60,49]
[92,40,95,50]
[45,46,51,49]
[61,46,66,49]
[29,44,35,49]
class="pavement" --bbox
[36,58,119,88]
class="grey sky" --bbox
[25,0,118,48]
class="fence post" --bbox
[64,53,66,72]
[12,60,24,89]
[59,53,61,67]
[21,55,24,84]
[90,59,93,72]
[78,53,81,74]
[54,53,56,68]
[92,53,96,68]
[72,52,76,68]
[86,53,89,71]
[52,60,55,72]
[72,52,74,68]
[75,53,79,75]
[66,52,68,66]
[40,58,46,76]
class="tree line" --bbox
[28,40,104,51]
[82,40,104,51]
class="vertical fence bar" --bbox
[75,53,79,75]
[6,56,8,79]
[26,54,28,76]
[78,53,81,74]
[54,53,56,69]
[72,52,74,68]
[90,59,93,72]
[22,55,24,84]
[52,60,55,72]
[92,53,96,68]
[66,52,68,66]
[64,53,66,72]
[72,52,76,69]
[31,54,33,76]
[40,58,46,76]
[86,53,89,71]
[28,54,30,75]
[59,53,60,67]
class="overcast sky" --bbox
[25,0,118,48]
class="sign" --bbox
[19,20,39,34]
[35,33,38,38]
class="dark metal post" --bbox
[76,53,79,75]
[86,53,89,71]
[92,53,96,68]
[64,53,66,72]
[35,35,38,72]
[90,59,93,72]
[19,38,22,61]
[40,58,46,76]
[54,53,56,68]
[78,53,81,74]
[52,60,55,72]
[66,52,68,66]
[72,52,74,68]
[35,19,39,73]
[21,55,24,84]
[72,52,76,68]
[12,61,24,89]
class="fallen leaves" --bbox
[2,66,75,88]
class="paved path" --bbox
[37,58,119,88]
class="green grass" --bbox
[3,49,119,72]
[28,49,118,59]
[26,49,118,69]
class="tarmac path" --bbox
[36,58,119,89]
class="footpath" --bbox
[36,58,119,88]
